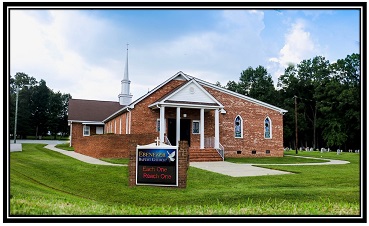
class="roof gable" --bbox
[149,79,224,108]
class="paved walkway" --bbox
[44,144,125,166]
[190,161,293,177]
[10,140,122,166]
[190,155,350,177]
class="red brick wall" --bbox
[70,123,101,146]
[73,133,158,158]
[71,122,83,147]
[130,79,186,134]
[104,78,284,158]
[204,86,284,158]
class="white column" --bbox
[125,113,129,134]
[69,122,73,147]
[160,106,165,143]
[176,107,181,146]
[200,108,204,149]
[214,109,219,149]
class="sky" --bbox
[9,6,361,102]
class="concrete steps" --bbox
[189,148,223,162]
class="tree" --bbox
[9,73,38,139]
[318,53,361,149]
[226,66,278,105]
[29,79,52,137]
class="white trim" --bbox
[96,126,104,135]
[69,122,73,147]
[152,79,224,108]
[149,102,221,109]
[160,106,165,143]
[176,107,180,146]
[214,109,220,149]
[69,120,103,125]
[200,108,205,149]
[119,118,122,134]
[189,75,288,114]
[114,120,117,134]
[83,125,90,136]
[126,113,129,134]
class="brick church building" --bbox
[68,48,287,161]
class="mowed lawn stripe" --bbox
[9,144,361,215]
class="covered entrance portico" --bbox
[148,79,224,151]
[157,105,221,149]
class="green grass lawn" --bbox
[9,144,361,216]
[55,143,74,151]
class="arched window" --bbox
[234,115,243,138]
[264,117,272,139]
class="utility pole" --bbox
[14,86,19,143]
[13,84,31,143]
[294,95,298,154]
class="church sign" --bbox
[136,144,178,186]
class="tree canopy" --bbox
[221,53,361,150]
[9,72,71,139]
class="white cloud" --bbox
[10,10,268,102]
[10,10,122,101]
[268,19,321,84]
[130,10,267,94]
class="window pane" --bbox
[192,121,199,134]
[265,118,271,138]
[235,116,242,138]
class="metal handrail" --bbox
[164,136,172,146]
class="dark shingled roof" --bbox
[68,99,123,122]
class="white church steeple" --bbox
[118,44,133,105]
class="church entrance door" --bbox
[167,118,191,147]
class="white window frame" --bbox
[192,120,200,134]
[264,116,272,139]
[234,115,243,138]
[96,126,104,135]
[83,125,90,136]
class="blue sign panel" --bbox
[136,146,178,186]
